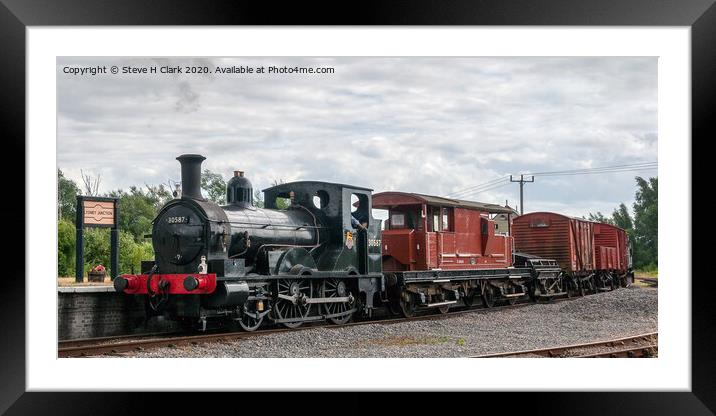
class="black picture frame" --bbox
[2,0,709,414]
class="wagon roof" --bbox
[518,211,626,231]
[519,211,592,222]
[372,191,518,214]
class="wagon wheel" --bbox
[590,276,599,294]
[563,278,572,298]
[482,286,496,308]
[238,303,264,332]
[274,278,313,328]
[400,294,417,318]
[528,284,538,302]
[596,274,608,291]
[438,305,450,314]
[321,278,354,325]
[387,300,402,316]
[463,290,477,307]
[621,274,631,288]
[578,279,587,297]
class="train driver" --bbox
[351,199,369,231]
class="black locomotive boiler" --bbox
[114,154,384,330]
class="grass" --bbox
[635,265,658,279]
[633,266,658,288]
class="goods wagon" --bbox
[593,222,633,286]
[513,212,633,294]
[512,212,595,273]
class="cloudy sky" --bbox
[57,57,657,217]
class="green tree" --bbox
[119,230,154,275]
[79,228,155,276]
[58,169,81,223]
[201,169,226,204]
[108,186,157,242]
[632,176,658,268]
[587,211,612,224]
[253,189,265,208]
[106,184,172,242]
[269,179,291,210]
[57,218,76,277]
[82,228,111,275]
[611,202,634,231]
[610,202,636,266]
[145,184,173,210]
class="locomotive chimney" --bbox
[176,154,206,200]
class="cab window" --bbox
[428,207,441,232]
[442,207,453,232]
[391,213,405,228]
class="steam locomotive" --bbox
[114,154,624,331]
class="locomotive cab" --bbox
[262,181,382,277]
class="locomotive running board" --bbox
[277,293,352,305]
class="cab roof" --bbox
[373,191,518,214]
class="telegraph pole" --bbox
[510,174,534,215]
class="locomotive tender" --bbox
[114,154,607,331]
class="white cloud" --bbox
[57,57,657,217]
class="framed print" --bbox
[2,0,710,414]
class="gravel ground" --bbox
[128,286,657,358]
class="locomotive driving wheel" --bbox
[321,278,354,325]
[238,302,264,332]
[274,278,313,328]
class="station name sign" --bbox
[75,196,120,282]
[78,196,118,228]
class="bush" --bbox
[119,230,154,274]
[59,226,155,278]
[57,219,76,277]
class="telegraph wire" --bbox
[527,162,657,177]
[445,176,510,198]
[443,161,658,200]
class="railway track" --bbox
[59,296,570,357]
[636,277,658,287]
[470,332,658,358]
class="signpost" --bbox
[75,196,119,283]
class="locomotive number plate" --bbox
[167,216,189,224]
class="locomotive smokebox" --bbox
[176,154,206,200]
